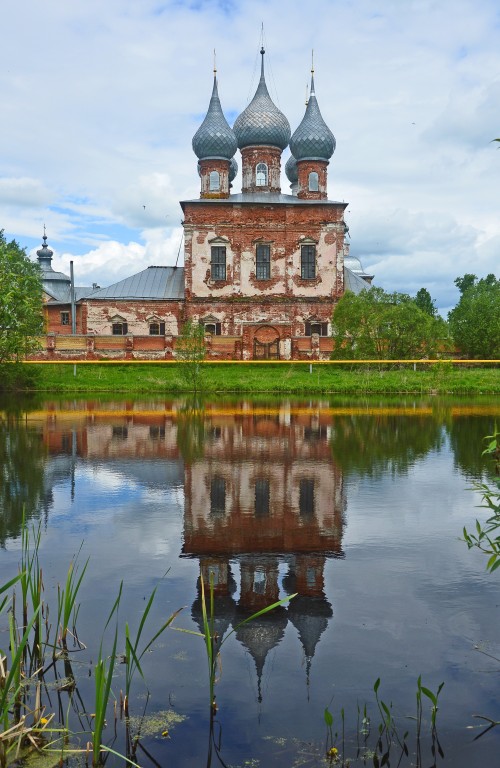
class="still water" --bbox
[0,396,499,767]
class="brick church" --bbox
[37,49,371,361]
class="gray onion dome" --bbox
[192,76,237,160]
[233,48,291,150]
[285,154,298,183]
[229,156,238,182]
[36,230,54,265]
[289,74,335,161]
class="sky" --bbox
[1,0,499,314]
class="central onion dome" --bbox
[289,73,335,160]
[233,47,291,150]
[192,75,237,160]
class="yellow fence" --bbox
[22,359,499,365]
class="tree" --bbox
[414,287,437,317]
[448,274,500,359]
[0,230,44,364]
[175,320,207,394]
[331,287,448,360]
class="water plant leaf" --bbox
[324,707,333,727]
[420,686,437,706]
[374,678,380,693]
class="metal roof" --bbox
[181,192,346,207]
[344,267,370,294]
[84,266,184,300]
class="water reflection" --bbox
[1,397,499,767]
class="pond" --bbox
[0,395,499,767]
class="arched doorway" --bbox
[253,325,280,360]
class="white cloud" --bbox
[1,0,499,311]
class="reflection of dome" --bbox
[234,607,288,702]
[288,595,332,660]
[233,48,290,151]
[192,76,237,160]
[191,566,237,641]
[191,593,236,642]
[289,74,335,161]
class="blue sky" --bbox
[1,0,499,312]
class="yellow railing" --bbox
[22,359,500,365]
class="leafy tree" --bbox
[0,230,44,364]
[175,320,207,394]
[331,287,448,360]
[454,273,478,295]
[448,274,500,358]
[414,287,437,317]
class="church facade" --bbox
[36,50,371,361]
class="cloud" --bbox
[2,0,499,312]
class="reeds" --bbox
[176,572,296,719]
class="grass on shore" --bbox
[13,361,500,395]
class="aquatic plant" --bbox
[56,544,89,652]
[463,428,500,572]
[176,572,296,720]
[123,581,182,717]
[92,583,122,766]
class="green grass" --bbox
[20,362,500,395]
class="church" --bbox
[37,49,372,361]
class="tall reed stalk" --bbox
[123,583,182,717]
[176,572,296,719]
[92,582,123,766]
[56,546,89,653]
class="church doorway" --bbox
[252,325,280,360]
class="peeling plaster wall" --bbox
[182,199,346,303]
[85,300,182,336]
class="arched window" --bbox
[209,171,220,191]
[308,171,319,191]
[256,163,268,186]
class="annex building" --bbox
[36,49,372,361]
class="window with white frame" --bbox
[256,162,268,186]
[308,171,319,191]
[209,170,220,191]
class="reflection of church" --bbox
[182,404,345,695]
[20,400,345,696]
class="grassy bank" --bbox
[16,361,500,395]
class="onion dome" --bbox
[192,76,237,160]
[229,156,238,182]
[233,47,291,150]
[289,73,335,160]
[285,154,298,183]
[36,229,54,267]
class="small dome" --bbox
[233,48,290,150]
[192,76,237,161]
[36,231,54,263]
[229,156,238,182]
[285,154,298,183]
[290,74,335,161]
